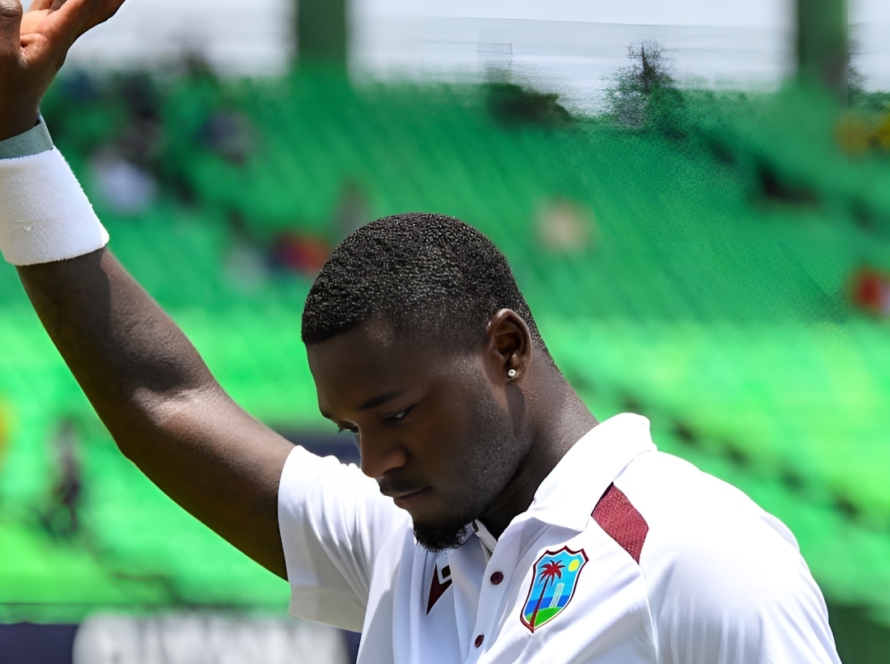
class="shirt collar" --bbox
[473,413,657,543]
[472,520,499,560]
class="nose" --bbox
[357,429,408,479]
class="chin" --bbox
[409,487,493,552]
[412,520,472,553]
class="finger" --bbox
[29,0,54,10]
[41,0,123,45]
[84,0,124,31]
[32,0,98,47]
[0,0,23,55]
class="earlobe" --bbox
[486,308,532,381]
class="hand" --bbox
[0,0,125,140]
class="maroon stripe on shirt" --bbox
[592,483,649,564]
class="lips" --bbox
[386,487,431,510]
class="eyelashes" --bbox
[336,404,417,435]
[387,405,414,422]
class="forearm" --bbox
[18,247,292,577]
[17,248,219,451]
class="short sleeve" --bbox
[648,509,841,664]
[277,445,411,632]
[614,452,842,664]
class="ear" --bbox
[484,309,532,382]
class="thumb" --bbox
[0,0,23,55]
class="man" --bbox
[0,2,842,662]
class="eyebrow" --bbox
[320,389,407,421]
[357,390,407,411]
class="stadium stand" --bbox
[1,69,889,649]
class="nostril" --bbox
[360,441,408,480]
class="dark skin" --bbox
[17,249,296,578]
[2,0,598,578]
[308,314,597,539]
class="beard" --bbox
[412,376,527,553]
[412,520,473,553]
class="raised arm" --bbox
[1,0,293,578]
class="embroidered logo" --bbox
[426,564,452,614]
[520,547,588,632]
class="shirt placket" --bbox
[464,528,521,663]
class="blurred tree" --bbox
[607,40,685,137]
[624,40,672,96]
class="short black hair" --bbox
[301,213,548,357]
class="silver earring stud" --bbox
[507,369,517,378]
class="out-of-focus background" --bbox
[1,0,889,661]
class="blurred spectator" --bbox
[120,72,162,122]
[334,179,371,239]
[535,197,596,255]
[268,232,331,276]
[851,267,890,317]
[39,419,83,540]
[120,118,166,165]
[224,213,270,293]
[73,614,353,664]
[57,70,102,104]
[90,147,158,216]
[199,110,256,166]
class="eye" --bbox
[386,405,414,423]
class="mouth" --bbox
[388,487,431,510]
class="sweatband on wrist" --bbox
[0,147,109,266]
[0,117,53,159]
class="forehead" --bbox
[306,318,465,416]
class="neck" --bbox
[478,374,597,538]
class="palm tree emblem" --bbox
[521,547,588,632]
[529,559,564,628]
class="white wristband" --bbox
[0,148,109,266]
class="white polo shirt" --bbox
[278,413,841,663]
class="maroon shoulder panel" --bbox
[592,483,649,564]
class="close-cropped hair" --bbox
[301,212,549,357]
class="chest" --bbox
[356,524,657,664]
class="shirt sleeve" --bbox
[0,118,54,160]
[649,510,842,664]
[277,445,411,632]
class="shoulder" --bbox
[608,451,839,664]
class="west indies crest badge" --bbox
[520,546,588,632]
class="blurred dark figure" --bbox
[224,212,270,293]
[334,179,370,239]
[40,419,84,539]
[85,73,165,215]
[120,72,161,122]
[199,110,256,166]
